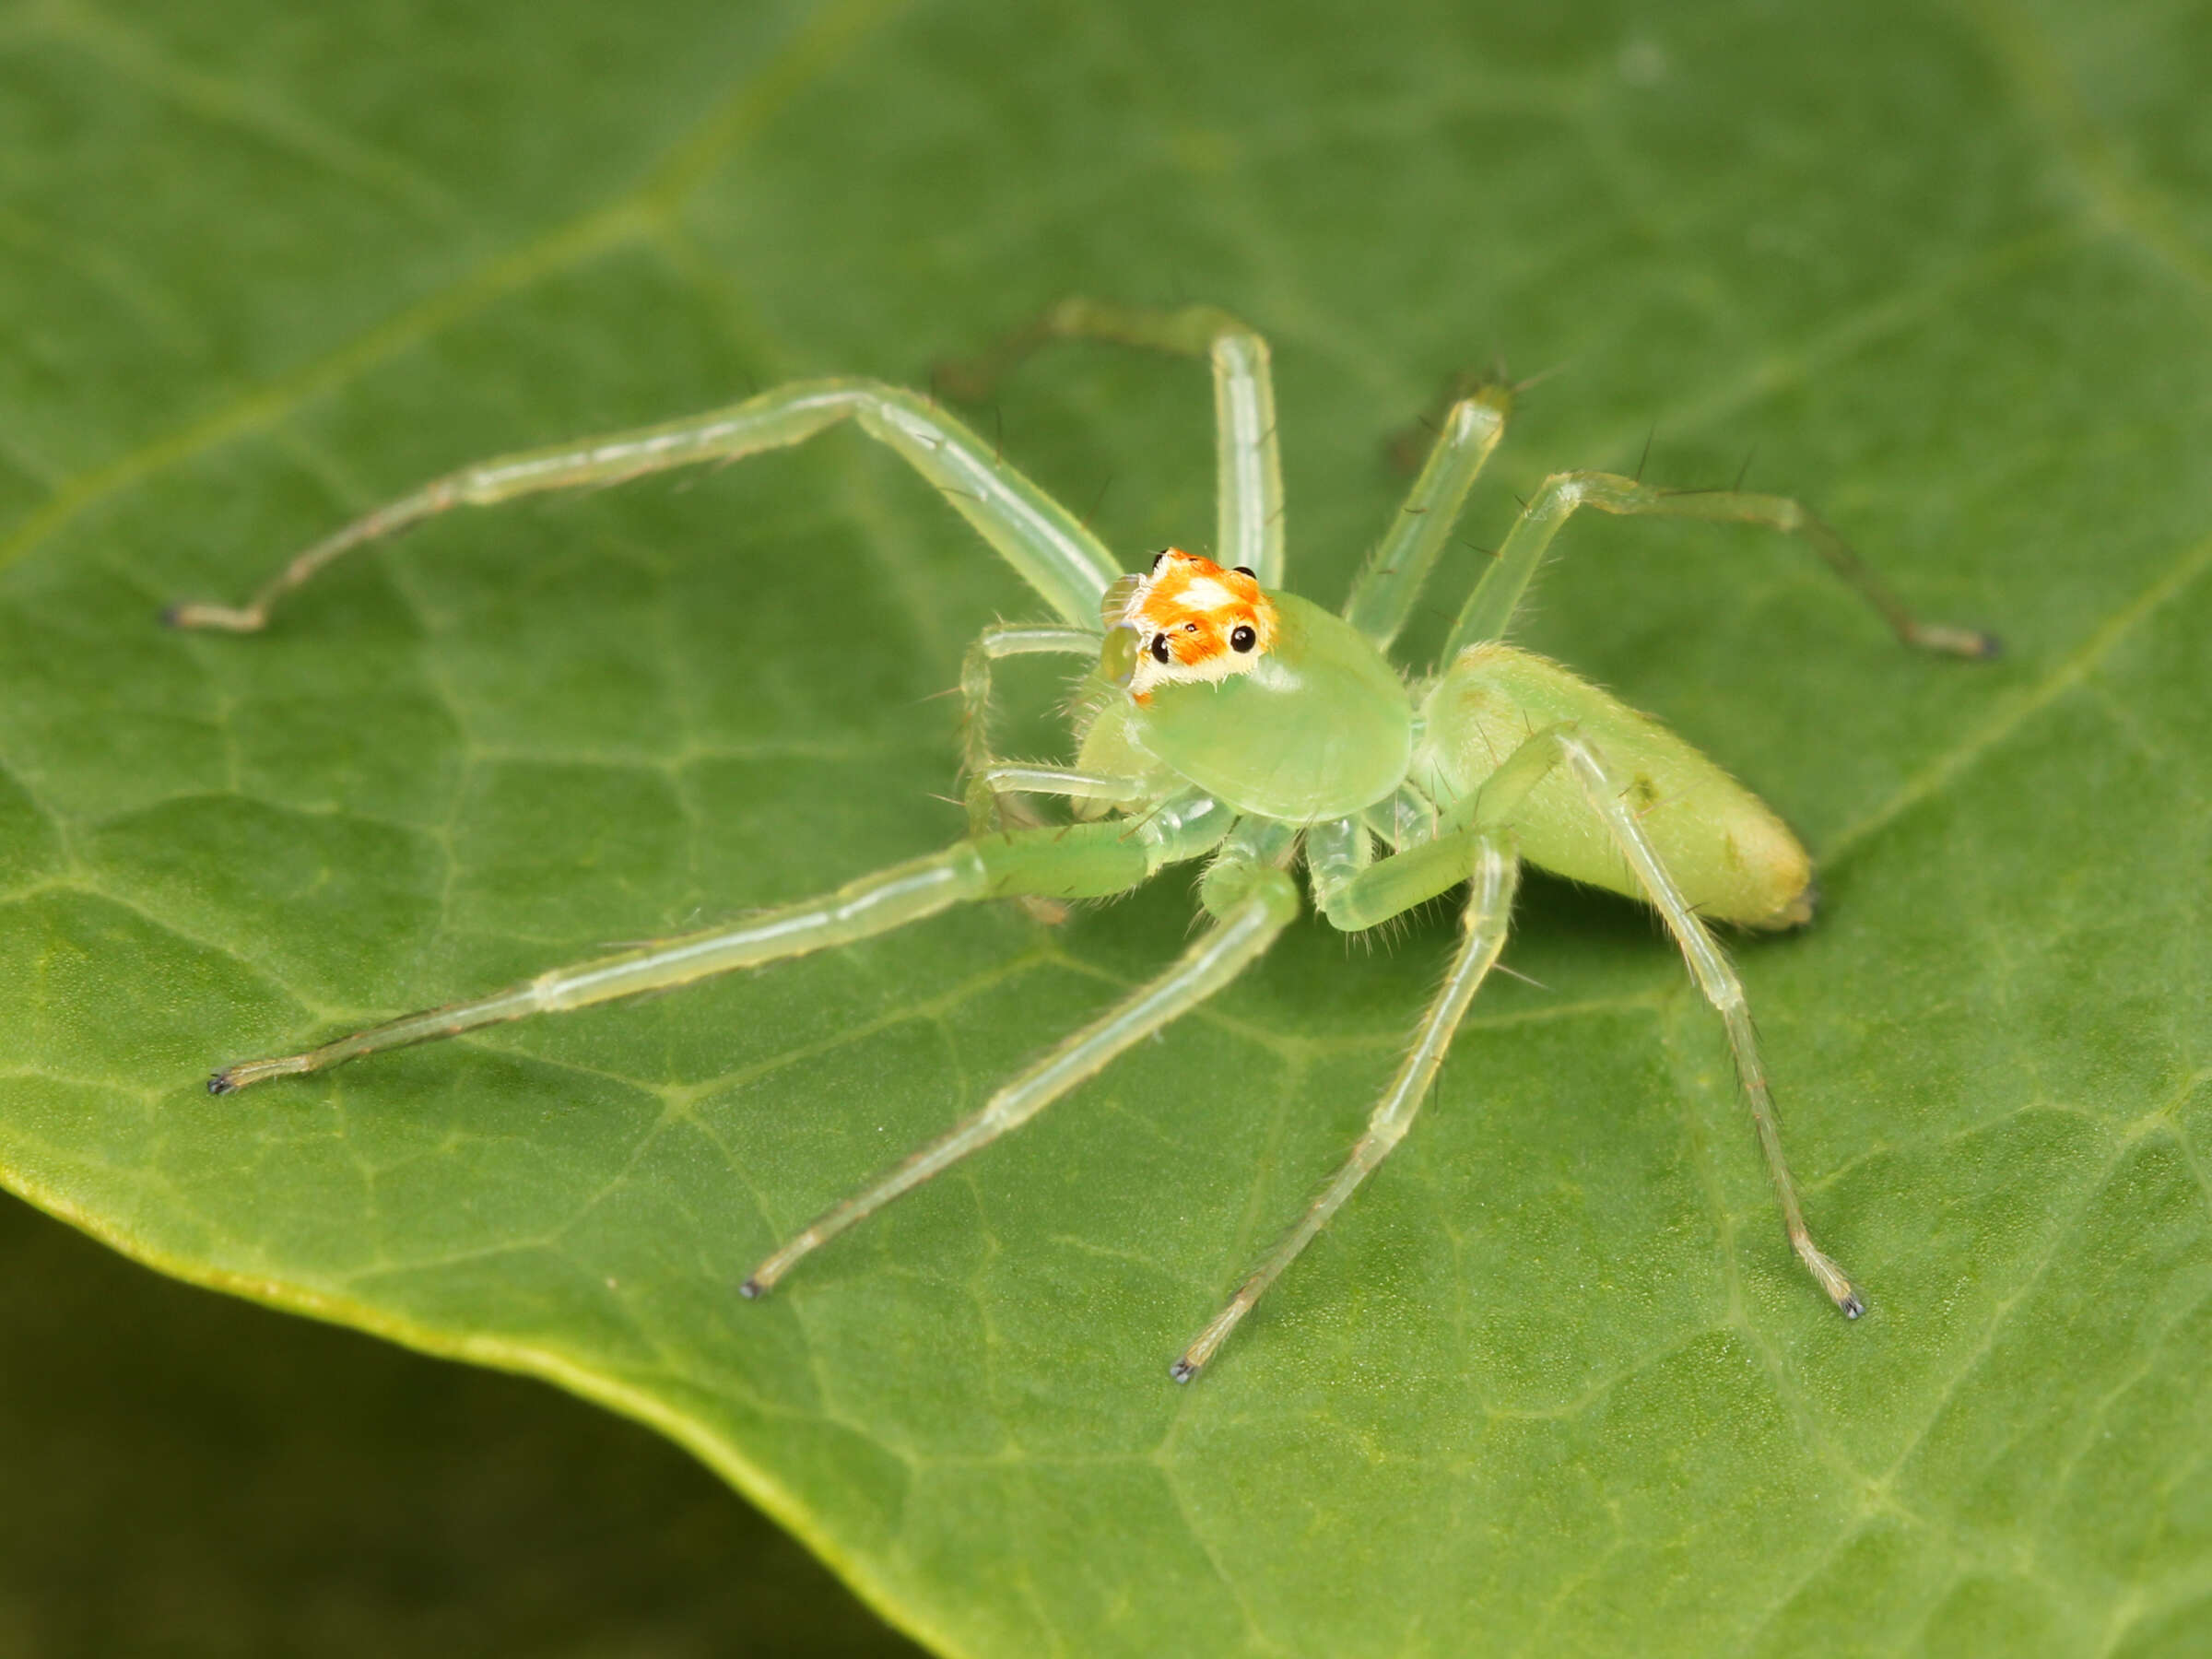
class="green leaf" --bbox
[6,1,2211,1653]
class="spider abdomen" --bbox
[1415,643,1815,929]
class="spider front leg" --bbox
[206,796,1226,1095]
[166,379,1125,634]
[940,298,1287,587]
[1441,469,1999,663]
[956,622,1102,834]
[1339,380,1513,653]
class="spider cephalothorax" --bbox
[1120,547,1278,701]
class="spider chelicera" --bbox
[170,300,1993,1380]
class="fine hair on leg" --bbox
[746,860,1300,1298]
[938,299,1288,588]
[1173,835,1520,1379]
[1441,469,1999,664]
[167,381,1125,634]
[1340,382,1512,653]
[1549,730,1864,1315]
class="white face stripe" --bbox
[1178,576,1237,611]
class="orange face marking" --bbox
[1118,548,1279,702]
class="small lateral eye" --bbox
[1233,565,1254,578]
[1148,633,1172,664]
[1183,621,1198,632]
[1230,624,1257,653]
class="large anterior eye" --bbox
[1148,633,1172,664]
[1230,625,1257,653]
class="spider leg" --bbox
[1174,739,1568,1378]
[1340,382,1512,653]
[1441,469,1999,665]
[940,299,1286,588]
[166,380,1124,634]
[1417,713,1859,1317]
[744,817,1300,1297]
[957,622,1102,834]
[1358,782,1445,854]
[1175,831,1522,1381]
[961,764,1147,835]
[1542,725,1864,1315]
[205,796,1231,1096]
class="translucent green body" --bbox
[175,300,1989,1377]
[1081,597,1811,931]
[1078,594,1412,822]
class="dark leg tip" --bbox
[206,1070,238,1096]
[1973,630,2005,662]
[738,1277,762,1300]
[1169,1358,1197,1384]
[1840,1291,1865,1320]
[159,603,188,629]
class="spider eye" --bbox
[1150,549,1172,572]
[1148,633,1172,664]
[1233,565,1254,578]
[1230,624,1257,653]
[1183,621,1198,632]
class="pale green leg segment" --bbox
[1442,471,2000,664]
[1361,782,1443,853]
[959,623,1099,780]
[963,764,1147,835]
[1309,814,1488,933]
[206,801,1230,1097]
[1541,727,1863,1315]
[167,380,1125,634]
[745,815,1300,1297]
[1175,836,1521,1381]
[1340,382,1512,652]
[1174,735,1571,1379]
[1308,723,1571,931]
[957,623,1103,831]
[943,298,1287,588]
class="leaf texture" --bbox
[3,0,2210,1653]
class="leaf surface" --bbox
[4,0,2211,1653]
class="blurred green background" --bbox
[0,1193,919,1654]
[4,0,2211,1654]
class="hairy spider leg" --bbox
[962,763,1147,831]
[1432,710,1858,1314]
[205,796,1230,1096]
[164,380,1124,635]
[746,818,1302,1297]
[1175,839,1518,1381]
[1174,709,1865,1380]
[1541,728,1863,1315]
[1443,469,2000,663]
[1339,381,1513,653]
[957,623,1102,835]
[938,298,1287,588]
[1172,728,1571,1380]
